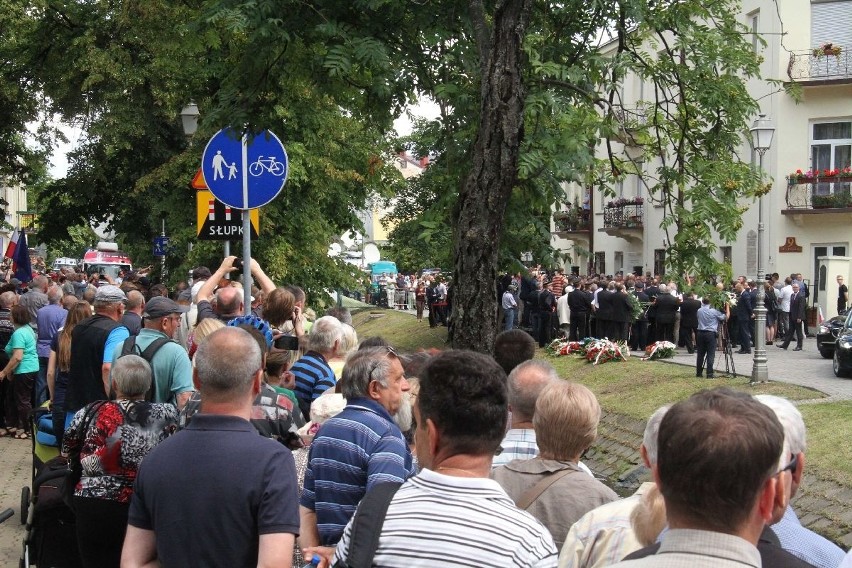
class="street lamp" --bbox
[180,102,200,138]
[750,114,774,384]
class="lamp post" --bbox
[750,114,774,384]
[180,103,200,138]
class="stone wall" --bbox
[586,410,852,549]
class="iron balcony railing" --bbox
[603,203,644,229]
[785,179,852,210]
[788,48,851,81]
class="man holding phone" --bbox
[195,256,276,324]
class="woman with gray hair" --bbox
[63,354,178,568]
[492,381,618,548]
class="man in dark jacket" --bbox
[595,282,616,339]
[629,283,650,350]
[536,281,556,348]
[519,271,538,328]
[568,283,592,341]
[736,283,754,354]
[653,285,680,343]
[778,283,806,351]
[611,284,634,342]
[679,292,701,354]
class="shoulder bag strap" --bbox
[340,482,403,568]
[515,467,576,511]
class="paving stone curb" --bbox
[585,411,852,551]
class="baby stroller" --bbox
[19,404,82,567]
[20,404,61,523]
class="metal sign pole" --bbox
[160,219,166,281]
[241,134,252,315]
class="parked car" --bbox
[832,311,852,378]
[817,311,848,358]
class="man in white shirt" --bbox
[777,277,793,338]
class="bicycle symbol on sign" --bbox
[249,156,286,177]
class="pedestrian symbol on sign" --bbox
[201,128,288,210]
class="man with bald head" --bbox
[121,290,145,336]
[35,284,67,406]
[19,274,49,329]
[122,327,299,568]
[195,256,276,324]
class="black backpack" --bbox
[117,336,172,402]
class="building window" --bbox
[750,11,759,53]
[634,161,644,199]
[594,251,606,275]
[811,121,852,195]
[654,249,666,277]
[721,246,732,265]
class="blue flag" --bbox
[14,230,31,283]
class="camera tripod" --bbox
[718,323,737,378]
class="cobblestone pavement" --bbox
[0,435,34,566]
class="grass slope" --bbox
[351,307,850,484]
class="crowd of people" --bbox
[368,271,451,327]
[1,255,847,567]
[497,268,824,370]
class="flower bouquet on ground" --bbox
[642,341,677,361]
[547,337,629,365]
[546,338,587,357]
[585,338,630,365]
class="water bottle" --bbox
[302,554,321,568]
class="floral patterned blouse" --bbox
[62,400,178,503]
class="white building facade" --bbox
[553,0,852,319]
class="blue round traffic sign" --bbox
[201,128,288,209]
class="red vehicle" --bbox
[81,242,132,281]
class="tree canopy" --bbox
[3,0,774,351]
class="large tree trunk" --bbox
[451,0,531,353]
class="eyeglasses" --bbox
[778,453,798,475]
[366,346,401,386]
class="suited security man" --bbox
[679,292,701,354]
[653,285,680,343]
[736,282,754,354]
[778,283,805,351]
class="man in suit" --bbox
[679,292,701,354]
[595,282,616,339]
[653,285,679,343]
[778,283,806,351]
[736,283,754,354]
[568,282,593,341]
[536,281,556,348]
[629,283,650,351]
[611,283,634,342]
[795,273,811,337]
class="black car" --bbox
[817,312,848,358]
[832,311,852,378]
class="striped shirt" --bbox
[291,351,337,420]
[334,468,558,567]
[301,398,414,545]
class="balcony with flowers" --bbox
[601,197,644,241]
[553,204,592,237]
[784,168,852,219]
[787,43,851,84]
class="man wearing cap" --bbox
[114,296,193,409]
[66,285,131,417]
